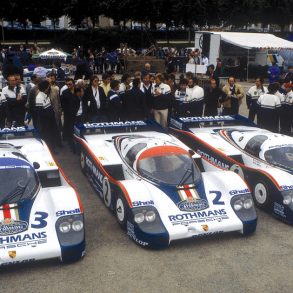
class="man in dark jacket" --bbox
[204,79,224,116]
[0,92,8,128]
[82,75,107,122]
[124,78,148,121]
[151,74,172,127]
[35,80,59,153]
[107,80,122,121]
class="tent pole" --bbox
[247,49,249,81]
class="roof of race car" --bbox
[227,129,293,155]
[84,131,197,166]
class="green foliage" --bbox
[0,0,293,30]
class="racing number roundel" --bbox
[103,177,111,207]
[230,164,244,179]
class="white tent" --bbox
[210,32,293,49]
[39,48,68,60]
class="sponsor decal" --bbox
[56,208,81,217]
[179,116,234,123]
[85,156,104,184]
[201,224,209,231]
[274,202,286,218]
[8,250,16,259]
[98,156,105,161]
[132,200,154,207]
[197,149,229,170]
[0,258,36,266]
[177,198,209,212]
[46,161,56,167]
[127,221,148,246]
[0,219,28,236]
[239,136,244,142]
[0,165,30,170]
[280,185,293,191]
[229,188,250,196]
[252,158,261,167]
[170,118,183,130]
[0,126,27,133]
[84,121,146,128]
[168,209,228,225]
[0,231,47,245]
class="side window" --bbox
[125,143,147,166]
[244,135,268,157]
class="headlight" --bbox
[243,198,253,209]
[72,220,83,231]
[134,213,145,224]
[145,211,156,222]
[283,194,292,205]
[59,221,71,233]
[234,200,243,211]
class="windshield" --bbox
[0,158,39,205]
[137,153,201,186]
[264,146,293,170]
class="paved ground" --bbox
[1,81,293,293]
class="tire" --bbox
[80,151,86,174]
[252,181,272,210]
[115,196,128,228]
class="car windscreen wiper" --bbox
[0,179,31,206]
[177,164,194,186]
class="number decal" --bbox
[31,212,49,228]
[210,191,225,205]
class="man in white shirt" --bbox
[151,74,172,127]
[2,74,27,126]
[185,77,204,117]
[246,77,268,122]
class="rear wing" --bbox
[0,126,38,139]
[169,115,256,131]
[74,120,166,137]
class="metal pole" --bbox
[247,49,249,81]
[1,19,4,42]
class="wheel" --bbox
[252,181,271,210]
[80,151,86,174]
[115,196,128,228]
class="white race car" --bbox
[170,115,293,224]
[0,127,85,266]
[74,120,257,249]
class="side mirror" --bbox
[33,162,40,169]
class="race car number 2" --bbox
[210,191,225,205]
[31,212,49,229]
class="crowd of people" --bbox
[1,53,293,154]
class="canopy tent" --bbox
[210,32,293,49]
[39,48,71,60]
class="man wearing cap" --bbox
[280,82,293,135]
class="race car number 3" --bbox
[31,212,49,228]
